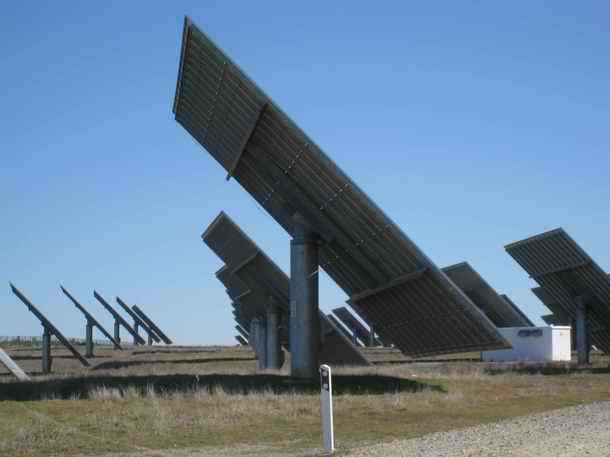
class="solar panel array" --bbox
[174,18,510,357]
[442,262,532,328]
[131,305,173,345]
[203,212,369,366]
[499,294,535,327]
[10,284,90,367]
[116,297,162,344]
[94,291,146,345]
[506,228,610,353]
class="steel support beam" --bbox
[85,320,94,358]
[575,296,590,365]
[133,321,140,345]
[290,214,320,378]
[265,303,282,370]
[42,327,52,374]
[114,320,121,344]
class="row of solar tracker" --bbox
[3,284,171,376]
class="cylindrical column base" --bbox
[42,327,52,374]
[266,304,282,370]
[85,321,94,358]
[290,215,320,379]
[575,297,590,365]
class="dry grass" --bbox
[1,346,610,456]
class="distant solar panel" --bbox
[173,18,510,357]
[326,314,359,345]
[332,307,372,346]
[203,212,369,365]
[541,314,568,326]
[131,305,173,345]
[235,335,248,346]
[499,294,535,327]
[94,291,146,345]
[506,228,610,354]
[10,284,90,367]
[442,262,532,328]
[116,297,161,344]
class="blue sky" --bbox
[1,2,609,344]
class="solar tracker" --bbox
[442,262,533,327]
[174,18,509,357]
[0,348,30,381]
[235,324,249,340]
[203,212,369,366]
[61,286,122,354]
[499,294,535,327]
[94,291,146,345]
[131,305,173,345]
[541,314,568,326]
[10,284,90,371]
[116,297,161,344]
[235,335,248,346]
[506,228,610,356]
[332,307,372,346]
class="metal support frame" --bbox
[42,326,52,374]
[133,321,140,345]
[575,296,590,365]
[114,320,121,344]
[85,320,94,358]
[369,325,376,347]
[290,214,320,378]
[147,333,153,346]
[265,303,282,370]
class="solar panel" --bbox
[131,305,173,345]
[441,262,532,328]
[506,228,610,354]
[203,212,369,365]
[174,18,510,357]
[235,324,249,340]
[541,314,568,326]
[326,313,360,345]
[332,307,372,346]
[94,291,146,345]
[0,348,30,381]
[235,335,248,346]
[116,297,162,344]
[60,286,122,350]
[10,284,90,367]
[499,294,535,327]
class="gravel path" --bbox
[346,401,610,457]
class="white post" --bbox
[319,364,335,454]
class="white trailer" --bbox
[482,326,571,362]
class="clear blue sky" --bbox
[2,2,609,345]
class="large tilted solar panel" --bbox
[499,294,535,327]
[174,18,510,357]
[442,262,532,328]
[506,228,610,354]
[204,212,369,365]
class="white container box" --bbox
[482,326,571,362]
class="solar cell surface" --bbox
[506,228,610,354]
[174,18,509,357]
[442,262,532,328]
[203,212,369,365]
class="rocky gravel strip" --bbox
[345,401,610,457]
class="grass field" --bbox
[1,344,610,456]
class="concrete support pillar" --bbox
[575,296,590,365]
[114,320,121,344]
[133,321,140,345]
[41,327,52,374]
[147,332,153,346]
[290,214,320,378]
[85,320,94,358]
[266,303,282,370]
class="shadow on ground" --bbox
[0,373,442,401]
[91,357,255,370]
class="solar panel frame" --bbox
[203,212,369,365]
[506,228,610,354]
[442,262,532,328]
[94,291,146,345]
[116,297,162,344]
[131,305,173,345]
[174,18,510,357]
[499,294,535,327]
[0,348,30,381]
[332,307,371,346]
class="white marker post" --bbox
[319,364,335,454]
